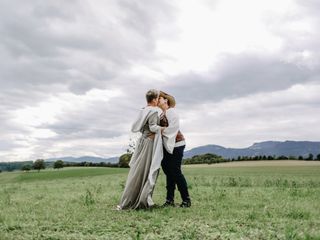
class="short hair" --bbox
[145,89,159,103]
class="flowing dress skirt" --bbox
[118,136,158,209]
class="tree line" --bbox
[0,159,121,173]
[183,153,320,165]
[0,159,60,172]
[1,152,319,173]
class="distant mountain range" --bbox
[43,141,320,163]
[184,141,320,159]
[45,156,119,164]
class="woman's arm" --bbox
[148,111,165,133]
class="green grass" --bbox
[0,162,320,239]
[15,167,128,182]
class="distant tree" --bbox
[306,154,314,161]
[184,153,224,165]
[33,159,45,172]
[53,160,64,170]
[267,155,274,160]
[98,162,106,167]
[277,155,288,160]
[298,155,304,160]
[118,153,132,168]
[21,164,32,172]
[317,154,320,161]
[5,164,15,172]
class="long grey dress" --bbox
[118,106,163,210]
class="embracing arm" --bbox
[148,112,164,133]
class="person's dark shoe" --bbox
[162,200,175,207]
[180,199,191,208]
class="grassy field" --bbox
[0,161,320,239]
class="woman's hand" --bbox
[148,127,166,139]
[147,133,155,140]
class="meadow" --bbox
[0,160,320,240]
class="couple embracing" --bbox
[117,89,191,210]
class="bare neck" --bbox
[159,105,169,111]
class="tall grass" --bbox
[0,163,320,239]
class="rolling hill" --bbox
[184,140,320,159]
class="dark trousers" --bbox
[161,145,190,202]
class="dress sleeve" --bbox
[148,111,161,133]
[163,109,179,137]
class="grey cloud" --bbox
[0,0,176,101]
[296,0,320,21]
[165,53,319,107]
[0,140,23,151]
[0,0,177,160]
[32,0,80,21]
[1,0,320,161]
[39,97,138,140]
[170,0,318,108]
[264,0,320,67]
[118,0,176,38]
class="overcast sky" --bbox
[1,0,320,162]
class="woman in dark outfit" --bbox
[157,91,191,208]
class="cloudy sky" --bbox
[1,0,320,162]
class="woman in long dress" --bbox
[117,89,165,210]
